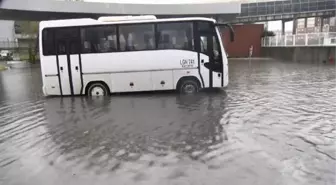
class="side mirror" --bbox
[227,24,235,42]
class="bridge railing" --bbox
[262,32,336,47]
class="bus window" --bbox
[81,26,117,53]
[55,28,80,55]
[42,29,55,56]
[157,22,194,51]
[200,35,219,60]
[118,24,155,51]
[200,36,207,53]
[197,22,221,60]
[212,36,220,61]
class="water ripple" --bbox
[0,60,335,185]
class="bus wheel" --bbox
[86,82,109,96]
[178,79,200,95]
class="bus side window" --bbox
[118,24,155,51]
[200,36,207,53]
[81,26,117,53]
[57,41,66,54]
[119,34,126,51]
[144,33,155,49]
[157,22,194,51]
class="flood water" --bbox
[0,59,335,185]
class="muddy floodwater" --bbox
[0,59,335,185]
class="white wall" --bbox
[0,20,15,41]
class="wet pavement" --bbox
[0,59,335,185]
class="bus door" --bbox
[55,28,82,96]
[197,22,223,88]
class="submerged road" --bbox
[0,59,335,185]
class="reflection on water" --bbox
[0,60,335,185]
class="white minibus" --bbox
[39,15,234,96]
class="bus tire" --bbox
[86,82,110,96]
[177,78,200,95]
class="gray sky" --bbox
[84,0,278,3]
[0,20,15,41]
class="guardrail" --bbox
[0,41,19,49]
[15,34,37,39]
[262,32,336,47]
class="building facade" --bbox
[296,16,336,34]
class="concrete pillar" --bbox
[265,21,269,31]
[304,17,308,28]
[292,18,297,35]
[281,20,285,35]
[320,17,324,32]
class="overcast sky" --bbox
[84,0,229,3]
[85,0,280,2]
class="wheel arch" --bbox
[176,76,202,90]
[85,80,111,95]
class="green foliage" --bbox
[261,30,276,38]
[15,21,39,63]
[0,64,7,71]
[16,21,39,35]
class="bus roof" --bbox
[40,17,216,28]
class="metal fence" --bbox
[262,32,336,47]
[0,41,19,49]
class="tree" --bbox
[261,29,276,38]
[15,21,39,63]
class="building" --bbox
[296,16,336,34]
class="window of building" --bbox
[248,7,257,16]
[241,6,249,16]
[283,3,292,13]
[309,2,318,11]
[317,1,326,10]
[42,29,55,56]
[266,5,275,14]
[293,3,300,12]
[258,7,267,15]
[157,22,194,51]
[326,0,335,9]
[118,24,155,51]
[81,26,117,53]
[301,3,309,12]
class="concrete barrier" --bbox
[261,47,336,64]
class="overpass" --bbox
[0,0,335,23]
[0,0,241,22]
